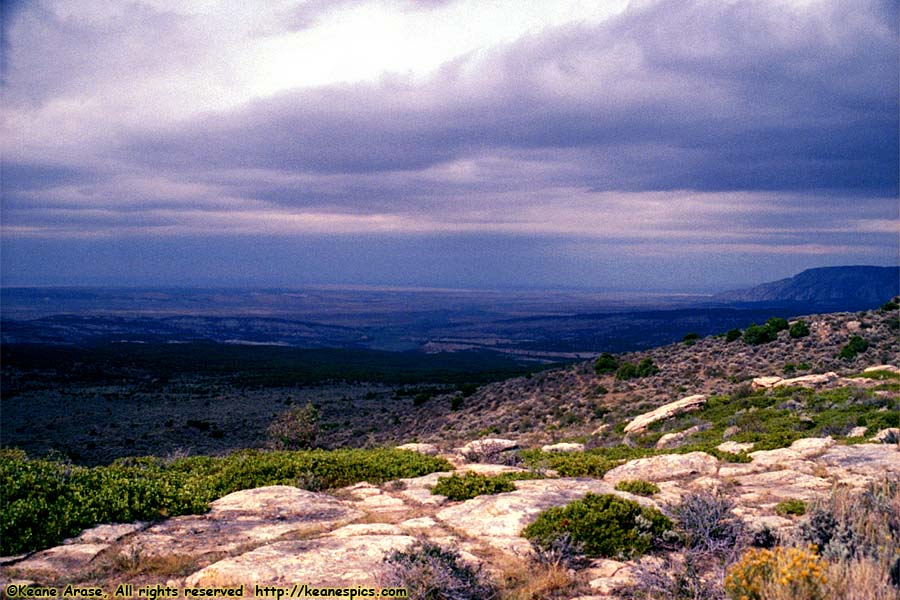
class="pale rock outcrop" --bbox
[815,443,900,487]
[6,545,110,577]
[623,395,706,434]
[655,426,700,449]
[185,535,417,587]
[342,482,408,513]
[392,471,452,505]
[10,522,149,576]
[435,478,656,554]
[398,516,439,531]
[324,523,402,538]
[541,442,586,453]
[458,438,519,455]
[775,372,840,388]
[122,486,362,558]
[864,365,900,374]
[585,558,637,596]
[847,426,869,438]
[752,376,783,390]
[872,428,900,443]
[754,372,842,390]
[592,423,611,436]
[720,437,835,478]
[717,441,754,454]
[65,523,145,545]
[395,442,440,456]
[730,470,832,505]
[603,452,719,484]
[459,463,528,475]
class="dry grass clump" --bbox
[499,563,577,600]
[381,539,498,600]
[794,478,900,599]
[492,536,587,600]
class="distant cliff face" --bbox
[715,266,900,309]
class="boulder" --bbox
[623,395,706,434]
[774,372,839,388]
[872,428,900,443]
[717,441,754,454]
[395,443,440,456]
[655,426,700,449]
[541,442,586,453]
[752,376,783,390]
[586,558,637,596]
[864,365,900,374]
[603,452,719,484]
[847,426,869,438]
[459,438,519,455]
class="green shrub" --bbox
[614,480,660,496]
[789,320,811,339]
[725,329,742,343]
[0,448,452,556]
[765,317,789,334]
[743,324,775,345]
[457,383,479,397]
[742,317,792,345]
[775,499,807,517]
[431,472,515,501]
[682,333,700,346]
[520,450,619,477]
[266,401,319,450]
[637,358,660,377]
[595,352,620,375]
[707,449,752,463]
[838,336,869,360]
[616,358,659,380]
[881,300,899,312]
[616,362,639,380]
[450,395,464,411]
[522,493,672,558]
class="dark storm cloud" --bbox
[125,0,898,200]
[2,0,897,289]
[0,162,94,192]
[2,2,199,107]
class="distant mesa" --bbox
[714,265,900,311]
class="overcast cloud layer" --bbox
[2,0,897,290]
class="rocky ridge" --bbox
[3,306,898,598]
[398,305,898,447]
[4,423,899,598]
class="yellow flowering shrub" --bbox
[724,545,828,600]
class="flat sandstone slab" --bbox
[185,535,417,587]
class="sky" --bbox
[1,0,898,292]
